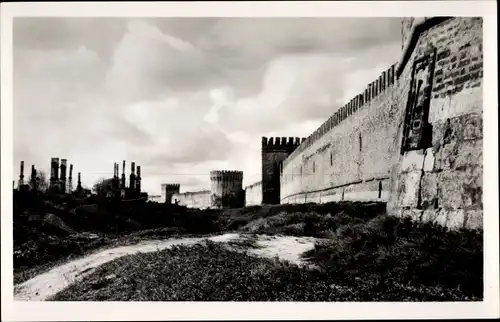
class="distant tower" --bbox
[60,159,67,193]
[121,160,126,189]
[261,137,304,204]
[77,172,82,191]
[136,165,141,193]
[30,165,37,191]
[49,157,60,191]
[129,162,136,191]
[112,162,119,190]
[161,184,180,204]
[18,161,25,189]
[210,170,244,209]
[67,164,73,193]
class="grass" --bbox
[14,192,483,301]
[303,215,483,300]
[50,236,480,301]
[13,190,383,280]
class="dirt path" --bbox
[14,233,322,301]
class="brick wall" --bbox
[388,17,483,230]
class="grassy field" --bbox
[50,210,482,301]
[14,191,483,301]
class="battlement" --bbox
[244,180,262,190]
[173,190,210,196]
[283,63,397,168]
[161,183,180,192]
[210,170,244,182]
[262,136,307,153]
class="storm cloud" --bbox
[13,17,401,193]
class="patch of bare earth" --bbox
[14,233,322,301]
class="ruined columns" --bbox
[129,162,136,191]
[68,164,73,193]
[136,165,141,193]
[60,159,67,193]
[121,160,126,189]
[18,161,25,189]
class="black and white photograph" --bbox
[1,1,498,320]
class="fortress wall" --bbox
[245,181,262,206]
[388,17,483,230]
[281,65,399,204]
[172,190,211,209]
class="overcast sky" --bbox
[13,17,402,194]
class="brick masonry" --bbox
[278,17,483,231]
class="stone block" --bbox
[434,141,459,171]
[450,113,483,141]
[400,150,425,173]
[431,120,448,149]
[423,148,435,172]
[398,171,422,208]
[402,208,423,222]
[420,172,438,209]
[454,139,483,170]
[462,165,483,208]
[465,209,483,230]
[446,209,466,231]
[435,209,448,227]
[437,171,464,208]
[422,209,438,223]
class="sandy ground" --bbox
[14,233,321,301]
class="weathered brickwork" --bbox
[388,17,483,230]
[277,17,482,231]
[245,181,262,206]
[280,65,398,204]
[172,190,211,209]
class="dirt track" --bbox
[14,233,322,301]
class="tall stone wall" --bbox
[245,181,262,206]
[210,170,244,209]
[388,17,483,230]
[172,190,211,209]
[279,17,483,231]
[280,64,398,204]
[262,137,305,204]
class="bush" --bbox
[304,215,483,299]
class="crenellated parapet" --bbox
[262,136,306,153]
[161,183,181,204]
[161,183,180,192]
[209,170,244,183]
[284,63,397,168]
[210,170,244,208]
[244,180,262,190]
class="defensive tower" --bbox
[209,170,244,209]
[161,183,180,204]
[261,137,305,204]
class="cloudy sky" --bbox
[13,17,402,194]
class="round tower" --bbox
[209,170,244,209]
[161,183,180,204]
